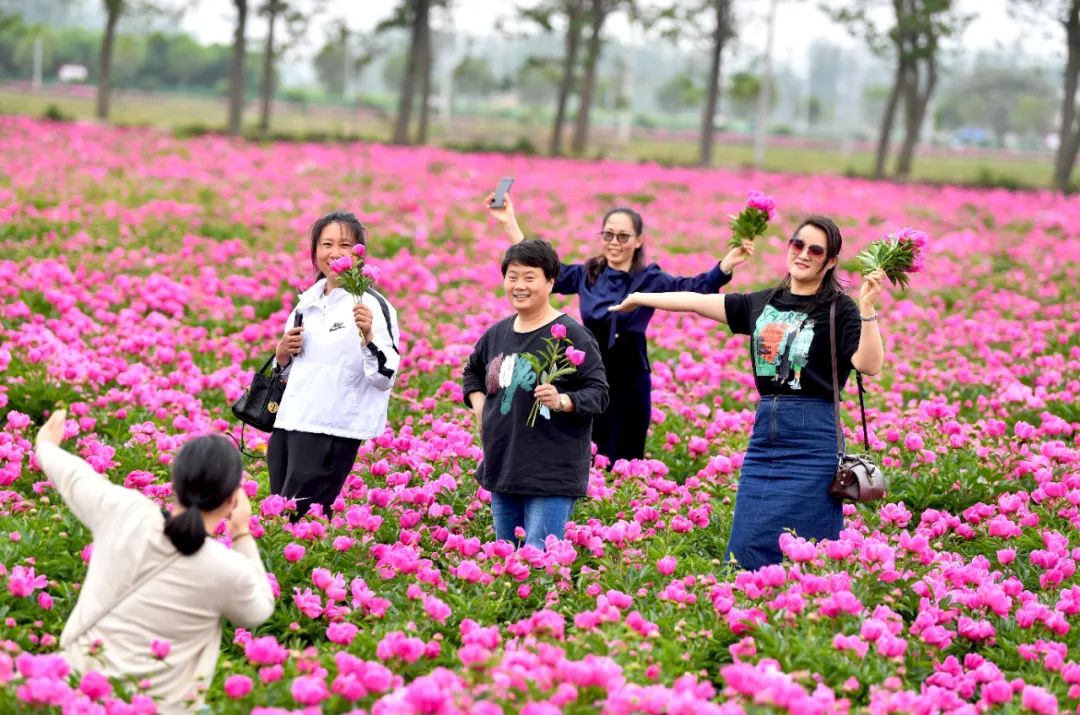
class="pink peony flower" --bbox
[745,190,777,220]
[329,256,352,274]
[656,556,677,575]
[150,639,170,660]
[283,543,305,562]
[565,347,586,366]
[224,674,253,699]
[353,243,366,258]
[550,323,567,340]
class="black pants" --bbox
[592,367,651,463]
[267,429,361,521]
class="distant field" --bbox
[0,84,1058,190]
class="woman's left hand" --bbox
[720,239,756,273]
[36,410,67,447]
[534,383,562,411]
[859,268,887,315]
[353,303,373,342]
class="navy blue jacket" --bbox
[554,262,732,373]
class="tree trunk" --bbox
[1052,0,1080,194]
[416,3,433,144]
[895,27,938,178]
[96,0,122,120]
[393,0,429,145]
[571,0,605,155]
[873,52,906,180]
[550,1,584,156]
[258,1,279,132]
[227,0,248,136]
[699,0,730,167]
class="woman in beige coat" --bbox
[35,411,275,713]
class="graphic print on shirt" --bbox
[752,305,815,389]
[486,353,550,421]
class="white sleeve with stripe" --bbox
[360,290,401,391]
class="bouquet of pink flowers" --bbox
[728,190,777,248]
[328,244,379,303]
[521,323,586,428]
[855,227,928,290]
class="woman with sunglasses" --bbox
[610,216,887,570]
[487,193,755,464]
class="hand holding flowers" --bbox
[855,227,928,290]
[727,190,777,249]
[521,323,586,427]
[329,244,380,341]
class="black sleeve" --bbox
[725,292,756,335]
[837,295,862,362]
[564,324,609,417]
[462,330,490,408]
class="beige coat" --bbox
[36,441,275,713]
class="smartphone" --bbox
[490,176,514,209]
[293,313,304,329]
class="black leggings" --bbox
[591,367,651,463]
[267,429,361,521]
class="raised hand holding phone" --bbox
[489,176,514,209]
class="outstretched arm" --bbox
[610,291,728,325]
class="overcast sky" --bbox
[180,0,1059,72]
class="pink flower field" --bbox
[0,114,1079,714]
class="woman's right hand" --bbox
[608,293,643,313]
[485,192,525,243]
[485,191,516,224]
[276,326,303,366]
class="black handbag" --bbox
[231,355,287,433]
[827,300,886,503]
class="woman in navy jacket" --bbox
[487,193,755,463]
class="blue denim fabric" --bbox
[725,396,842,571]
[490,492,576,550]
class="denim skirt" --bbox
[725,396,842,570]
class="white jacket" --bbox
[274,280,400,440]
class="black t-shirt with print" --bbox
[725,289,862,399]
[462,314,609,497]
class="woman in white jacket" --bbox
[35,411,274,713]
[270,211,401,520]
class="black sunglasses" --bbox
[599,230,636,244]
[788,237,827,258]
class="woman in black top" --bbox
[487,193,754,465]
[463,240,609,550]
[611,215,888,570]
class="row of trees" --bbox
[7,0,1080,192]
[382,0,1079,190]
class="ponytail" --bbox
[164,506,207,556]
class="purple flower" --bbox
[565,347,586,366]
[329,256,353,274]
[897,227,929,249]
[550,323,567,340]
[746,190,777,221]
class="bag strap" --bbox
[829,299,844,459]
[855,372,871,454]
[830,299,873,458]
[64,551,181,646]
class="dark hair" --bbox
[773,214,846,301]
[163,435,243,556]
[501,238,561,281]
[585,208,646,285]
[309,211,368,280]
